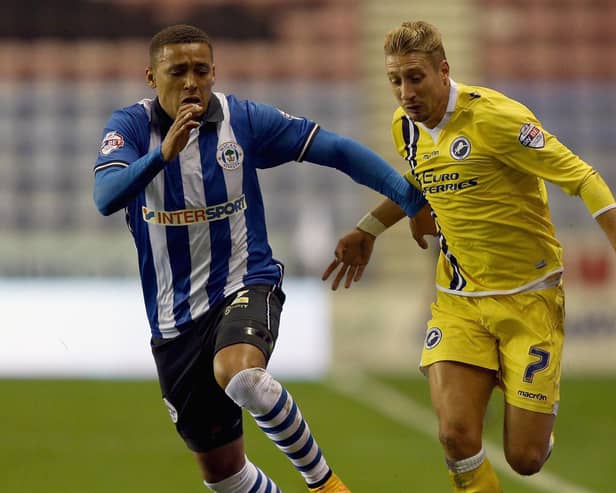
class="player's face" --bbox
[146,42,215,120]
[385,52,450,128]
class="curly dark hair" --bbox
[149,24,213,65]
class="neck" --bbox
[424,83,450,129]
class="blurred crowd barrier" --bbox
[0,277,330,379]
[1,0,615,374]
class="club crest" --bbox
[425,327,443,349]
[450,136,471,160]
[216,141,244,170]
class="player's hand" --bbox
[322,228,376,290]
[161,104,203,161]
[410,203,437,249]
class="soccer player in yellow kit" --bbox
[323,21,616,492]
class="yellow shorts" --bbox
[420,286,565,414]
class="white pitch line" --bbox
[328,370,598,493]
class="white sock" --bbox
[203,458,280,493]
[225,368,331,487]
[447,447,486,473]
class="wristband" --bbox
[356,213,388,237]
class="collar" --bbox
[153,94,224,134]
[445,78,458,114]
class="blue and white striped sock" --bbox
[204,457,280,493]
[226,368,331,486]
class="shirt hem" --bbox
[435,268,564,297]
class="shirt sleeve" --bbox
[302,127,426,217]
[93,108,167,216]
[247,101,320,168]
[94,109,147,169]
[481,103,616,216]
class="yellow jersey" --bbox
[393,81,615,295]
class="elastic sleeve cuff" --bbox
[592,203,616,219]
[579,172,616,217]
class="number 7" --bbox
[523,346,550,383]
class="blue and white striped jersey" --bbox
[94,93,319,338]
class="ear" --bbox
[145,67,156,89]
[211,64,216,86]
[440,60,450,83]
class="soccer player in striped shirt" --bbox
[94,24,425,493]
[323,20,616,493]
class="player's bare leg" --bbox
[215,343,350,492]
[195,437,282,492]
[195,437,246,483]
[503,403,555,475]
[427,361,502,492]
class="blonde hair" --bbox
[384,21,446,67]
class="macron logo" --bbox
[517,390,547,401]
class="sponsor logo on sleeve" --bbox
[519,123,545,149]
[216,141,244,170]
[449,136,471,160]
[99,131,125,155]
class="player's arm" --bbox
[94,148,167,216]
[249,102,425,215]
[322,195,435,290]
[321,197,408,290]
[577,172,616,252]
[315,123,435,289]
[322,199,434,290]
[596,208,616,253]
[572,169,616,254]
[498,125,616,221]
[410,202,438,249]
[94,104,202,216]
[303,128,426,217]
[486,109,616,250]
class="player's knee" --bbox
[213,359,236,390]
[505,446,546,476]
[213,340,267,389]
[224,367,282,415]
[195,451,240,484]
[438,421,482,459]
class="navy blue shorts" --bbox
[151,284,285,452]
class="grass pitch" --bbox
[0,375,613,493]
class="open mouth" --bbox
[181,96,202,105]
